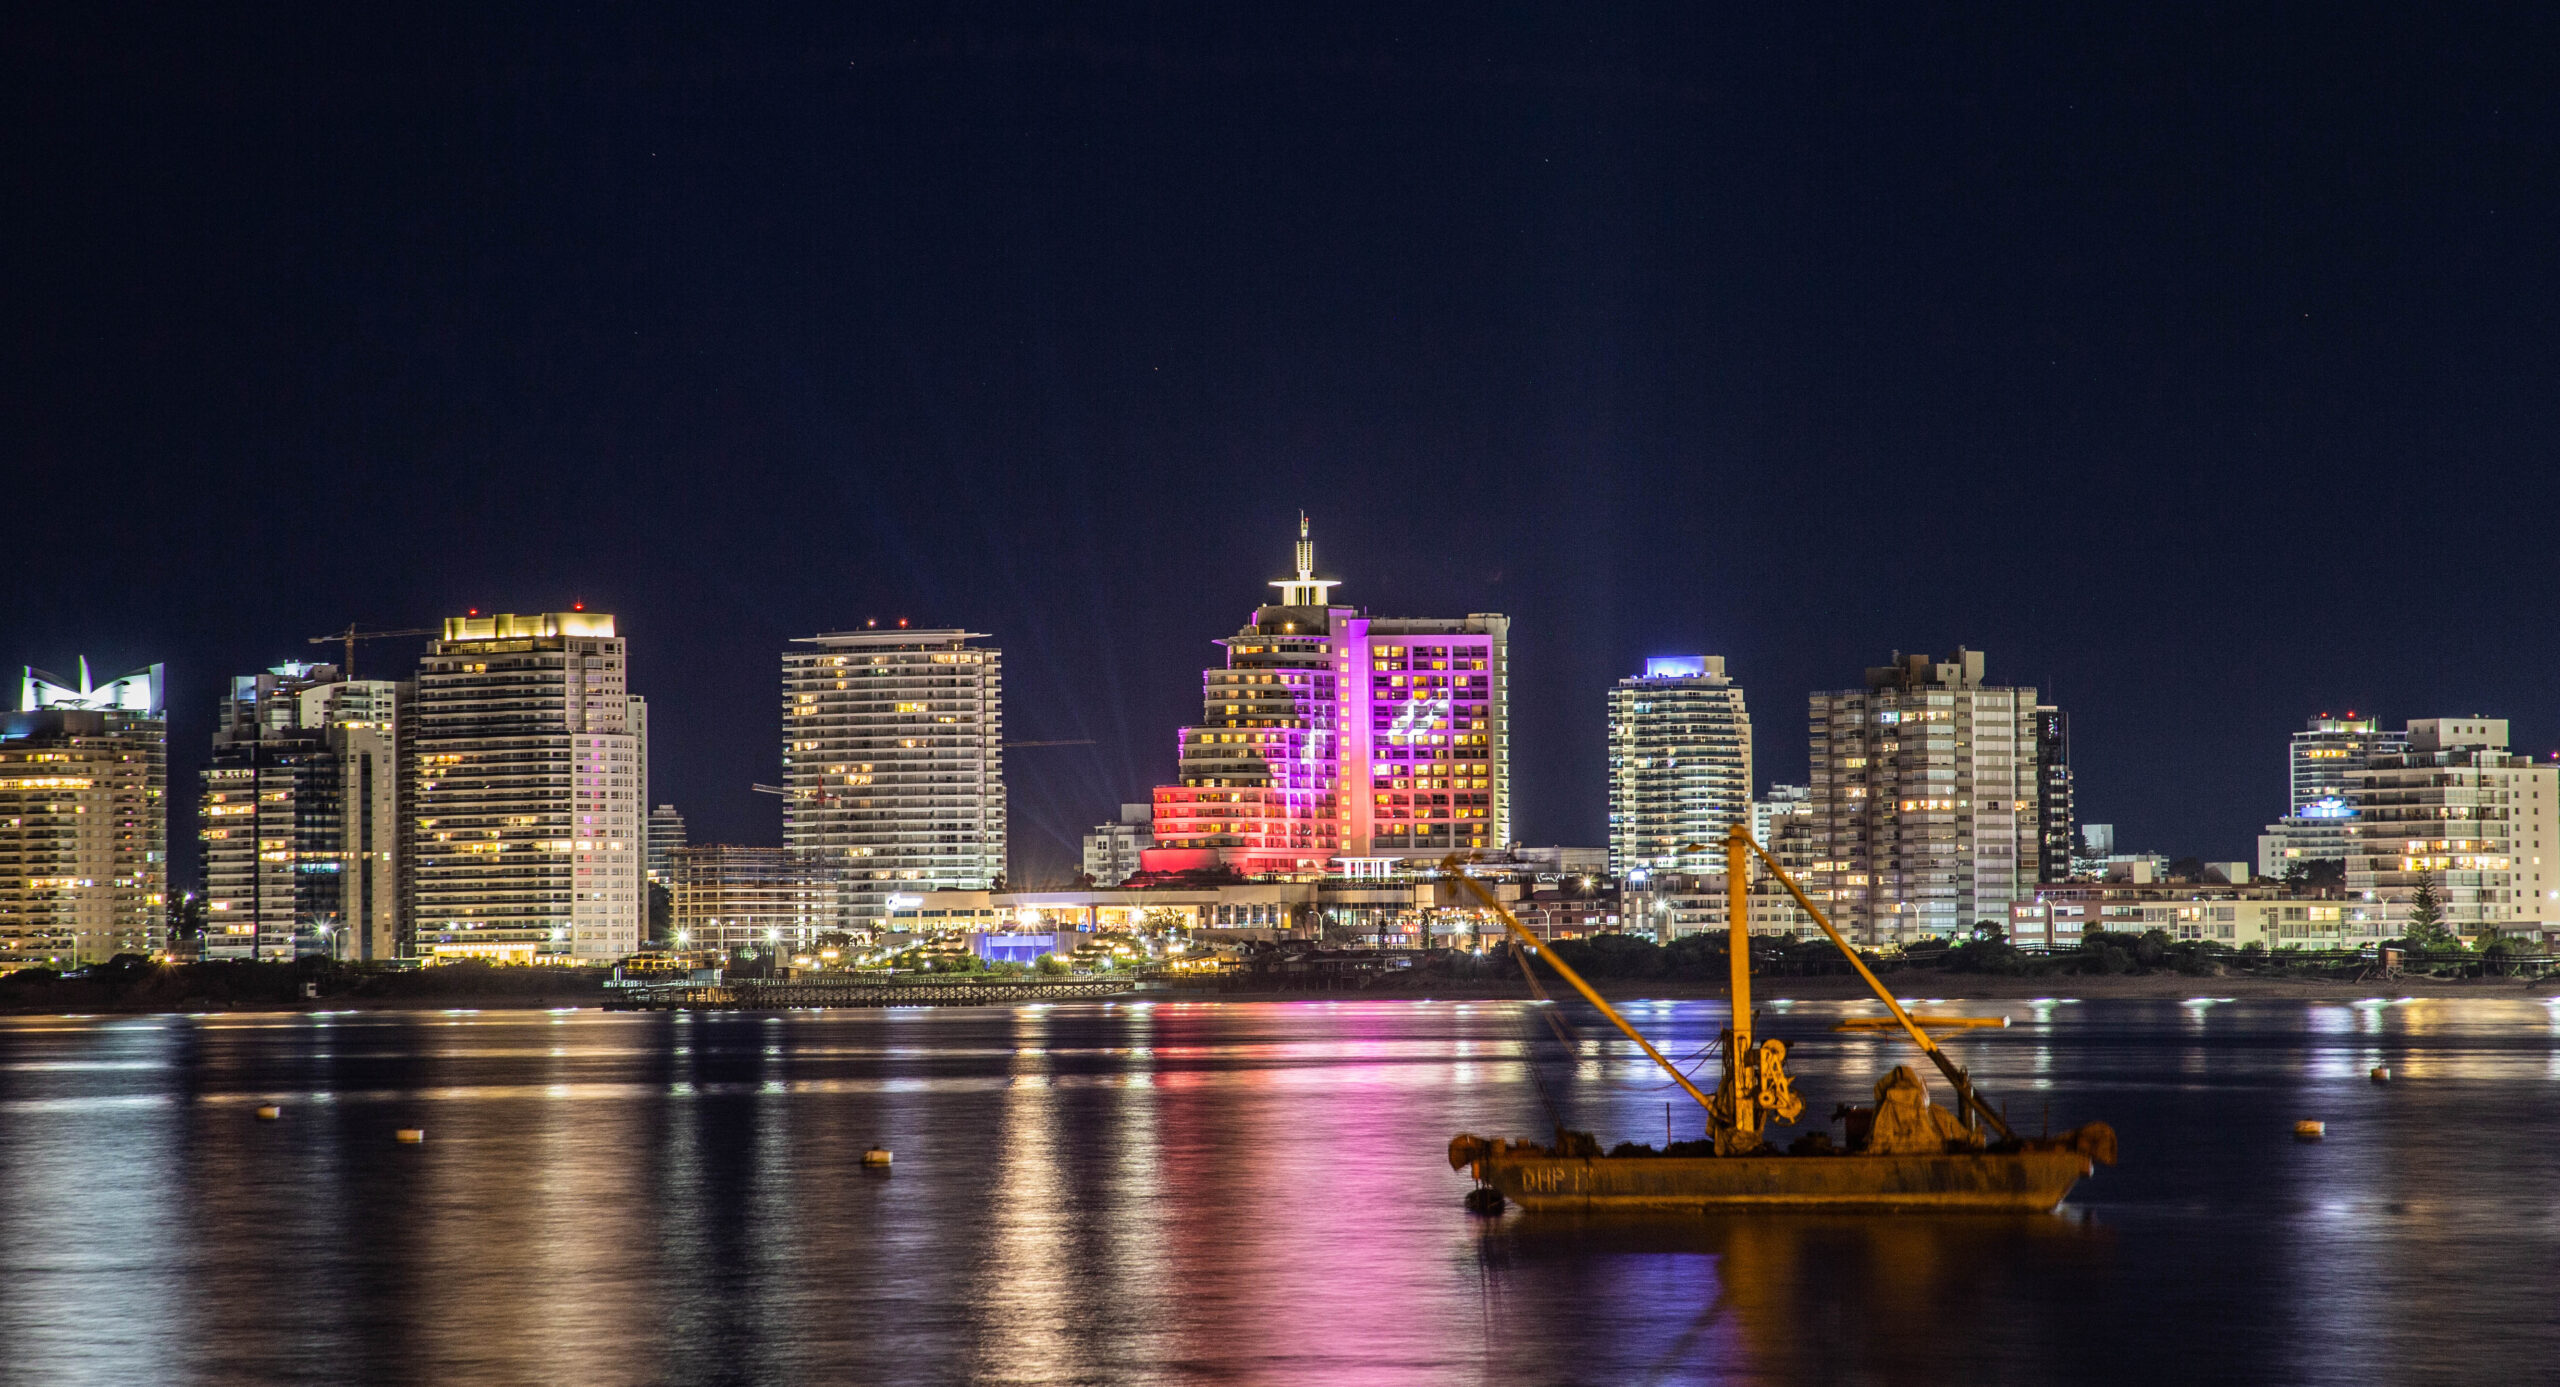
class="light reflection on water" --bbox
[0,998,2555,1384]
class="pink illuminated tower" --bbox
[1143,516,1510,876]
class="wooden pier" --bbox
[606,977,1144,1011]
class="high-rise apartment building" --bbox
[646,804,687,885]
[411,612,643,962]
[0,661,167,965]
[2343,718,2557,940]
[2295,713,2406,807]
[1146,518,1511,873]
[627,693,650,854]
[1752,784,1812,857]
[2257,714,2408,879]
[1606,656,1752,878]
[1083,803,1154,886]
[199,663,405,963]
[313,679,403,962]
[781,628,1006,929]
[2034,705,2074,884]
[1806,649,2041,945]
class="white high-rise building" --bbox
[1083,803,1155,885]
[2257,714,2408,879]
[646,804,687,885]
[2343,718,2558,942]
[1,660,166,965]
[782,628,1006,929]
[628,693,650,879]
[411,612,643,962]
[1607,656,1753,878]
[1752,784,1811,852]
[1806,649,2041,945]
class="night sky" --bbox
[8,7,2558,887]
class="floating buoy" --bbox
[862,1147,893,1166]
[2371,1067,2391,1084]
[1464,1187,1507,1216]
[2293,1120,2325,1141]
[254,1105,281,1121]
[395,1128,426,1144]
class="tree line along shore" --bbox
[8,925,2555,1015]
[0,957,612,1015]
[1223,927,2560,1002]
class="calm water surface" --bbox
[2,996,2555,1385]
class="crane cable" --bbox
[1507,938,1726,1110]
[1503,935,1578,1137]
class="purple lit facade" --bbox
[1145,519,1510,876]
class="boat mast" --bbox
[1723,825,1758,1150]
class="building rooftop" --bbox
[22,658,164,714]
[1863,647,1988,690]
[440,612,617,641]
[793,628,990,647]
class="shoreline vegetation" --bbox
[1323,971,2560,1002]
[1335,929,2560,1003]
[6,928,2556,1016]
[0,957,613,1016]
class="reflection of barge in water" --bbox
[1451,1141,2102,1213]
[1447,827,2115,1214]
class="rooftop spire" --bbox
[1270,511,1341,608]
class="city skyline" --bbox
[14,555,2558,895]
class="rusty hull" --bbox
[1474,1148,2092,1213]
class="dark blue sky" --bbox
[6,6,2557,885]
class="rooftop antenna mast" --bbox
[1271,511,1340,608]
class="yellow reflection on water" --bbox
[964,1007,1085,1383]
[1478,1211,2108,1382]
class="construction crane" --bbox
[307,624,436,679]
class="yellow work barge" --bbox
[1446,826,2114,1214]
